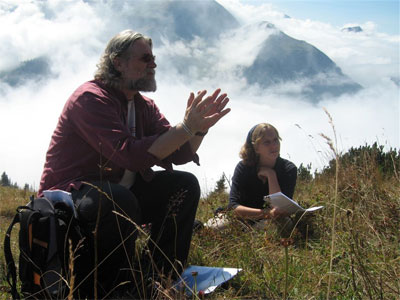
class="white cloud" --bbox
[274,19,399,87]
[217,0,283,24]
[0,0,398,196]
[0,0,102,70]
[216,22,277,69]
[155,77,398,195]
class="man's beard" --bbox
[128,75,157,92]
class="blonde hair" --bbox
[239,123,281,166]
[94,29,152,89]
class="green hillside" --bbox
[1,143,399,299]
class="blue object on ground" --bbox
[174,265,242,296]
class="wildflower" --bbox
[280,238,294,247]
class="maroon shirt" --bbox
[39,80,199,195]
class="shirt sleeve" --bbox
[161,143,200,166]
[67,91,162,172]
[137,95,199,167]
[228,162,245,210]
[278,162,297,199]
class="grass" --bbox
[189,155,399,299]
[0,187,29,300]
[1,141,399,299]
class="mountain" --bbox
[1,0,362,102]
[96,0,239,44]
[153,0,240,42]
[96,0,363,102]
[0,57,52,87]
[342,26,363,33]
[243,22,362,100]
[390,76,400,87]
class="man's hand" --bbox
[183,88,230,134]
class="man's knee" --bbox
[111,185,142,222]
[166,171,200,218]
[74,182,141,224]
[178,171,200,200]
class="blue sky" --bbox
[243,0,399,35]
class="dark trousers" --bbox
[71,170,200,298]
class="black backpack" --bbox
[4,196,84,299]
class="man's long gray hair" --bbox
[94,29,152,89]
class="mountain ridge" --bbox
[0,0,362,102]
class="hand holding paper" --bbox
[264,192,323,215]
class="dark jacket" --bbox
[228,157,297,210]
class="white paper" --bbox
[43,190,77,218]
[264,192,323,215]
[174,265,242,296]
[304,206,324,212]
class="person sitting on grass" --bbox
[205,123,301,237]
[38,29,230,299]
[228,123,297,237]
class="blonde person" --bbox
[228,123,297,236]
[204,123,297,237]
[205,123,298,235]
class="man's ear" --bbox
[113,57,123,72]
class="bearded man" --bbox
[38,29,230,298]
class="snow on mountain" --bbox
[341,26,363,33]
[0,57,52,87]
[243,22,362,100]
[0,0,362,102]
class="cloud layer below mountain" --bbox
[0,0,398,193]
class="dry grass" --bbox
[1,143,399,299]
[190,143,400,299]
[0,186,32,217]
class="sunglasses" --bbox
[139,54,156,63]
